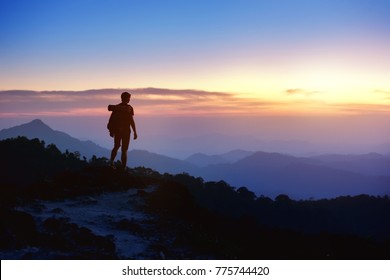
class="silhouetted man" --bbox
[107,91,138,170]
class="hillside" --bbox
[1,137,390,259]
[185,150,253,167]
[310,153,390,176]
[127,150,198,174]
[0,119,109,159]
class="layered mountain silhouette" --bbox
[126,150,390,199]
[311,153,390,176]
[1,120,390,199]
[185,149,253,167]
[127,150,197,174]
[0,119,109,159]
[197,151,390,199]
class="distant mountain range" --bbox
[1,119,390,199]
[127,150,196,174]
[195,151,390,199]
[141,133,321,158]
[130,148,390,199]
[184,149,253,167]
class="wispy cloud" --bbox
[133,88,281,115]
[374,89,390,94]
[331,103,390,114]
[1,88,389,118]
[284,88,322,97]
[0,88,284,117]
[374,89,390,99]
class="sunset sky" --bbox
[1,0,390,156]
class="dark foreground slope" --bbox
[1,137,390,259]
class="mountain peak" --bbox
[25,119,51,129]
[29,119,45,125]
[0,119,109,159]
[0,119,52,134]
[20,119,53,132]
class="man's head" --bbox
[121,92,131,103]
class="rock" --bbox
[0,208,38,249]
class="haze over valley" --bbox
[1,119,389,200]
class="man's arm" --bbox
[130,117,137,140]
[108,104,131,112]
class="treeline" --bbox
[0,136,87,187]
[170,173,390,239]
[0,137,153,203]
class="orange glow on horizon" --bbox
[1,87,389,119]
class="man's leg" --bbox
[110,134,121,166]
[121,148,127,168]
[121,132,131,169]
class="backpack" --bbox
[107,104,132,137]
[107,110,120,137]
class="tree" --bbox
[237,186,256,201]
[275,194,291,202]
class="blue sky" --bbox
[1,0,389,95]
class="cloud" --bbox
[374,89,390,99]
[374,89,390,94]
[331,103,390,115]
[1,88,389,118]
[284,88,321,97]
[133,88,281,115]
[0,88,278,117]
